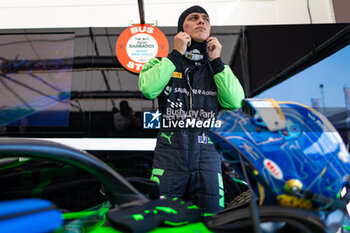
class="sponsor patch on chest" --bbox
[171,72,182,79]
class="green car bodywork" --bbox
[60,201,212,233]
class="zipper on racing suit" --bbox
[185,67,207,143]
[185,67,193,111]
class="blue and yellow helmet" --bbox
[210,99,350,210]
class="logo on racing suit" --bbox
[174,87,216,96]
[167,99,183,108]
[143,110,161,129]
[171,72,182,79]
[198,135,208,144]
[198,133,214,144]
[161,132,173,144]
[164,86,172,96]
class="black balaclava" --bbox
[177,5,208,33]
[177,5,209,63]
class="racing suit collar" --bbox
[184,40,208,63]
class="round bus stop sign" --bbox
[116,24,169,73]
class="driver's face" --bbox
[182,12,211,42]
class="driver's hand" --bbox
[207,37,222,61]
[174,32,191,55]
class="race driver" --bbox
[139,5,245,214]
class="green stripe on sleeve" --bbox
[213,65,245,110]
[139,57,176,99]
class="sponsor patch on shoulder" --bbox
[171,72,182,79]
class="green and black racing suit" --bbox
[139,49,244,213]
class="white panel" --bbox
[0,0,335,29]
[145,0,335,26]
[0,0,139,29]
[276,0,334,24]
[39,138,157,151]
[309,0,335,23]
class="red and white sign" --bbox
[116,24,169,73]
[263,159,283,180]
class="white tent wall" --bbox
[0,0,335,29]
